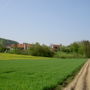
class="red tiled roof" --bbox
[11,44,32,48]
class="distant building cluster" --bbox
[6,43,61,52]
[10,43,32,50]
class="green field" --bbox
[0,53,86,90]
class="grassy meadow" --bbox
[0,53,51,60]
[0,53,86,90]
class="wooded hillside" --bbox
[0,38,18,46]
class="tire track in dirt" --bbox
[86,61,90,90]
[71,62,88,90]
[81,63,88,90]
[63,60,90,90]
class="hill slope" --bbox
[0,38,18,46]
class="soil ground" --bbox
[63,59,90,90]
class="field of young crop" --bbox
[0,54,86,90]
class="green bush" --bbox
[29,43,54,57]
[9,48,29,55]
[0,45,7,52]
[54,52,84,58]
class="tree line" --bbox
[55,40,90,58]
[0,40,90,58]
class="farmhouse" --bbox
[51,44,61,51]
[10,43,32,50]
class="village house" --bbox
[10,43,32,50]
[50,44,62,51]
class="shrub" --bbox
[54,52,84,58]
[29,43,54,57]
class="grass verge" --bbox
[52,60,87,90]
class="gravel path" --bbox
[63,60,90,90]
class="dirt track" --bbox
[63,59,90,90]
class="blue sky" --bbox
[0,0,90,45]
